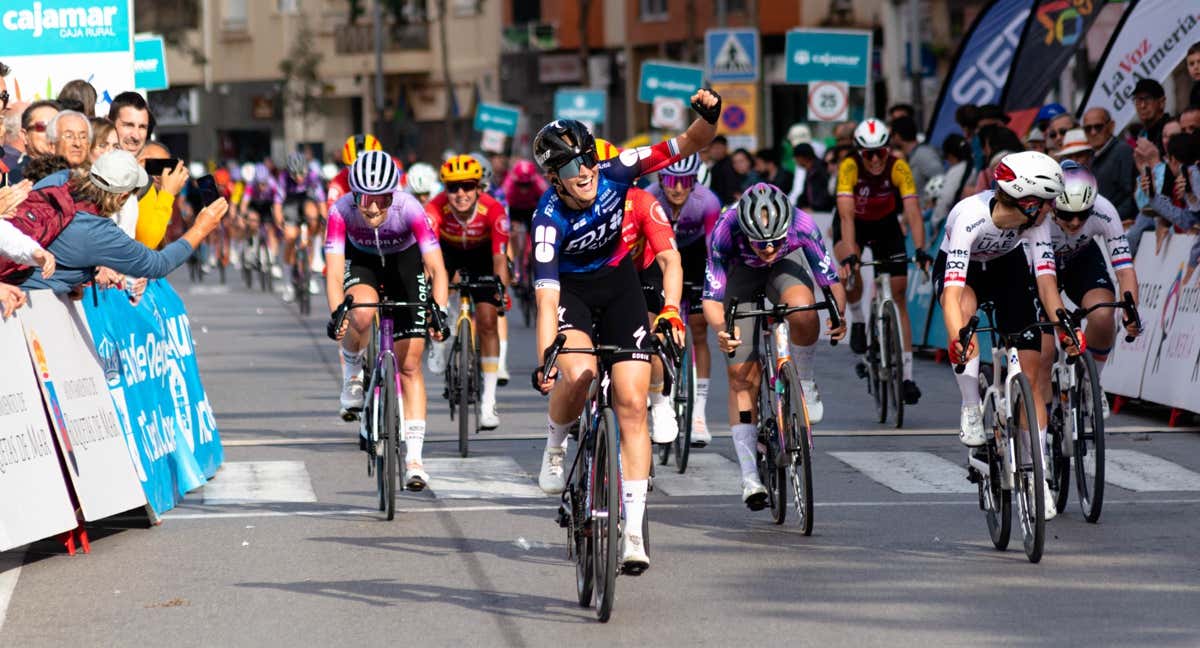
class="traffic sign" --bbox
[134,35,169,91]
[785,28,872,86]
[705,28,759,82]
[807,81,849,122]
[473,102,521,136]
[479,129,506,154]
[554,89,607,124]
[638,60,704,104]
[651,97,687,131]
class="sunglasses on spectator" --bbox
[1046,128,1069,139]
[749,236,786,252]
[445,181,478,194]
[27,121,48,133]
[1082,122,1109,134]
[355,192,394,209]
[1055,208,1091,223]
[860,149,887,161]
[662,174,696,190]
[554,151,598,180]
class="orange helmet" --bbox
[342,134,382,166]
[594,138,621,161]
[440,154,484,183]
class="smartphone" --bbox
[1144,166,1154,198]
[144,157,181,176]
[195,174,221,206]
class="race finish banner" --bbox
[926,0,1035,147]
[1001,0,1109,136]
[0,313,77,552]
[0,0,135,114]
[1080,2,1200,134]
[19,291,146,521]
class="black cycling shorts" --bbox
[931,247,1044,352]
[343,244,430,340]
[557,256,652,363]
[282,196,315,226]
[509,206,536,227]
[679,239,708,313]
[639,262,665,314]
[720,248,816,365]
[442,245,504,309]
[1058,239,1114,306]
[248,200,275,220]
[833,216,907,276]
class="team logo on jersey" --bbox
[534,225,557,263]
[651,202,669,226]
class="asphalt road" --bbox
[3,273,1200,646]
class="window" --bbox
[640,0,667,21]
[277,0,299,14]
[222,0,247,30]
[714,0,747,15]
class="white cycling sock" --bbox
[622,479,648,538]
[547,416,572,450]
[341,348,364,382]
[790,343,817,382]
[481,356,499,406]
[405,419,426,464]
[731,423,758,479]
[694,379,710,419]
[903,351,914,381]
[847,298,866,324]
[499,340,509,370]
[649,381,668,406]
[955,355,981,407]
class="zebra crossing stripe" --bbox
[829,451,975,494]
[203,461,318,504]
[423,456,545,499]
[653,453,742,496]
[1101,450,1200,492]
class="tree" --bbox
[279,21,326,140]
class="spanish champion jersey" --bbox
[1048,194,1132,269]
[425,191,509,255]
[835,154,918,222]
[620,187,677,272]
[532,139,681,290]
[939,190,1056,288]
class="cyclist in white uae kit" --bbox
[932,151,1082,521]
[1038,161,1139,418]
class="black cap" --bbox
[978,103,1011,123]
[1133,78,1165,99]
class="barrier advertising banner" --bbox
[1099,232,1161,398]
[1081,2,1200,134]
[1130,234,1200,412]
[0,313,77,552]
[926,0,1035,146]
[0,0,135,113]
[80,286,207,516]
[18,291,145,521]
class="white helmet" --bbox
[469,151,493,189]
[188,161,206,178]
[924,174,945,200]
[349,150,399,195]
[320,162,338,181]
[406,162,438,195]
[994,151,1064,200]
[854,118,890,149]
[240,162,256,183]
[1055,160,1098,213]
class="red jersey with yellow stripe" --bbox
[425,191,510,255]
[835,154,918,222]
[620,187,677,271]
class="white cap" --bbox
[786,123,813,147]
[90,150,149,193]
[1055,129,1094,159]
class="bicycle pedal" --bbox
[855,362,869,379]
[555,504,571,528]
[621,561,649,577]
[966,466,982,484]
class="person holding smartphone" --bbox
[136,141,189,249]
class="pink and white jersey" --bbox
[646,182,722,248]
[1048,194,1132,269]
[939,191,1056,288]
[324,190,440,257]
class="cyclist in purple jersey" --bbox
[326,152,450,491]
[241,163,284,276]
[703,184,846,508]
[530,89,723,573]
[647,154,723,444]
[281,152,330,301]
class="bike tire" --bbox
[383,360,399,521]
[1049,400,1071,517]
[457,319,472,458]
[885,309,905,429]
[296,248,311,315]
[370,385,385,512]
[979,371,1011,550]
[764,420,787,525]
[782,362,814,535]
[1074,353,1105,523]
[673,342,693,474]
[1011,372,1045,563]
[574,418,595,607]
[593,408,620,622]
[868,307,888,424]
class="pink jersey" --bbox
[324,190,439,257]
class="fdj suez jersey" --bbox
[532,140,681,290]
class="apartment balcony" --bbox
[333,21,431,55]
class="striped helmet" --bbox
[662,153,702,177]
[349,150,399,195]
[736,183,792,242]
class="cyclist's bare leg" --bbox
[726,360,762,480]
[476,302,502,414]
[612,360,653,479]
[779,284,820,346]
[342,284,380,355]
[943,286,981,407]
[1081,287,1118,373]
[548,328,598,427]
[689,314,711,378]
[890,273,918,382]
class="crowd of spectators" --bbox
[0,59,228,318]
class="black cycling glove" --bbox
[691,88,722,125]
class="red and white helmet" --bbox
[993,151,1064,201]
[854,118,890,149]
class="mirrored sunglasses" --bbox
[749,236,786,252]
[662,174,696,190]
[555,151,598,180]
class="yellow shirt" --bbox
[136,186,175,249]
[835,155,918,221]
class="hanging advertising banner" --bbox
[711,82,758,151]
[926,0,1036,146]
[1001,0,1109,135]
[0,0,135,115]
[1080,2,1200,134]
[19,290,146,521]
[0,312,77,552]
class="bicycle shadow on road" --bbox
[307,533,562,566]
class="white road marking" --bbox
[1102,450,1200,492]
[202,461,318,504]
[0,551,22,635]
[830,451,975,494]
[422,456,545,499]
[187,285,231,296]
[653,453,742,496]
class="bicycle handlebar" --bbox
[535,331,675,397]
[722,286,843,358]
[953,308,1080,373]
[450,274,507,313]
[1071,291,1141,343]
[842,252,930,291]
[327,294,446,341]
[953,315,980,374]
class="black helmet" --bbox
[533,120,596,173]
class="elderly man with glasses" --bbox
[47,110,91,168]
[1083,106,1137,224]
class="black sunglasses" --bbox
[0,90,8,111]
[860,149,887,161]
[1082,122,1108,134]
[1055,208,1091,223]
[446,181,478,194]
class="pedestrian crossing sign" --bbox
[706,28,759,83]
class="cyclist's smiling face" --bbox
[860,147,888,175]
[662,179,693,208]
[447,181,479,216]
[358,193,392,224]
[557,162,599,204]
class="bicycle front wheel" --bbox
[673,341,694,474]
[382,360,400,521]
[592,408,620,622]
[296,248,311,315]
[782,362,814,535]
[884,309,905,429]
[868,308,888,424]
[1074,353,1105,523]
[457,319,473,457]
[1011,373,1045,563]
[979,373,1011,550]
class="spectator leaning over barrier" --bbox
[791,142,833,212]
[89,118,118,163]
[890,115,943,204]
[1083,107,1137,225]
[106,92,155,239]
[1133,78,1171,157]
[18,150,226,295]
[136,141,189,249]
[57,79,97,118]
[1044,112,1077,156]
[0,181,56,283]
[1140,131,1200,278]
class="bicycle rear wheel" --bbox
[457,319,472,458]
[1073,353,1105,523]
[592,408,620,622]
[979,372,1011,550]
[1048,382,1071,517]
[884,309,905,429]
[782,362,814,535]
[296,247,311,315]
[1011,373,1045,563]
[673,340,694,473]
